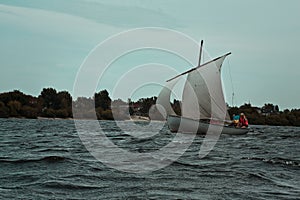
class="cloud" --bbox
[0,0,180,28]
[0,4,120,44]
[0,3,182,97]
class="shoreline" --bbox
[1,117,299,128]
[4,116,154,122]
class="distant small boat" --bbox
[129,115,150,121]
[157,40,249,135]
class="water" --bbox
[0,118,299,199]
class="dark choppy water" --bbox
[0,118,299,199]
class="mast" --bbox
[198,40,204,66]
[231,92,234,107]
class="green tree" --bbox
[55,109,69,118]
[7,100,22,117]
[228,106,239,119]
[138,97,157,116]
[57,91,72,117]
[95,90,111,110]
[57,91,72,109]
[172,99,181,116]
[266,115,281,126]
[39,88,59,109]
[73,97,95,119]
[20,106,38,119]
[0,101,9,118]
[101,109,113,120]
[0,90,38,107]
[42,108,56,118]
[111,99,130,120]
[262,103,279,114]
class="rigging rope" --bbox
[227,58,235,107]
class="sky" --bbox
[0,0,299,110]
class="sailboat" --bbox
[157,40,249,135]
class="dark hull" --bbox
[167,115,249,135]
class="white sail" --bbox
[182,54,230,121]
[182,67,211,119]
[163,47,248,136]
[156,77,179,118]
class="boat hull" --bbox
[167,115,249,135]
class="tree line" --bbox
[0,88,115,120]
[228,103,300,126]
[0,88,300,126]
[0,89,73,119]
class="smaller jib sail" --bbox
[156,77,179,118]
[157,53,231,122]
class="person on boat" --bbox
[233,114,240,127]
[238,113,248,128]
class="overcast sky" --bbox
[1,0,299,110]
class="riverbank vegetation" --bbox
[0,88,299,126]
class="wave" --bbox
[0,156,68,164]
[243,171,279,185]
[41,181,103,190]
[242,156,300,167]
[37,148,70,153]
[172,160,200,168]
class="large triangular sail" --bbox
[157,53,231,121]
[182,54,230,121]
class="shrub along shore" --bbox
[0,88,299,126]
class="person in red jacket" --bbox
[238,113,248,128]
